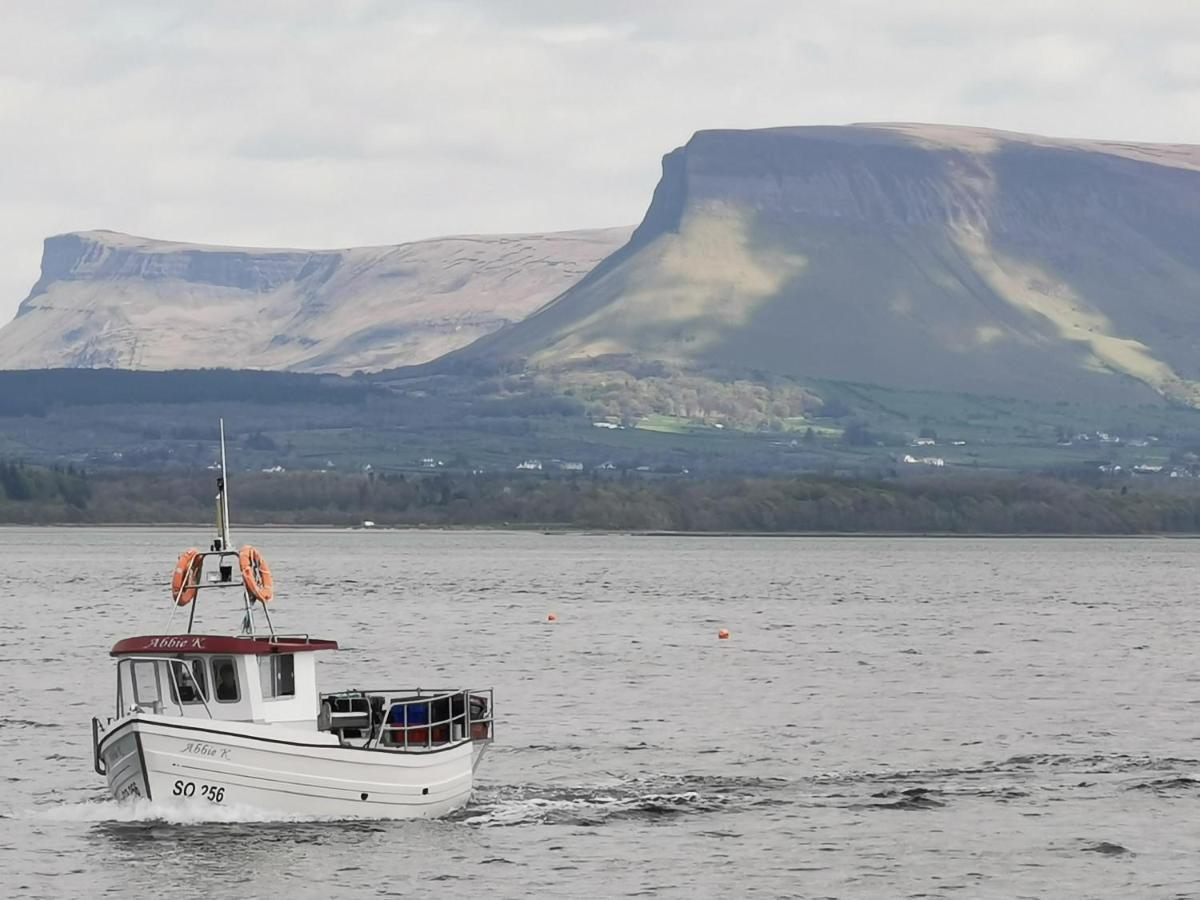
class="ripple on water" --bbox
[456,774,776,828]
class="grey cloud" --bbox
[234,132,374,162]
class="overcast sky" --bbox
[3,1,1199,324]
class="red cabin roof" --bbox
[111,634,339,657]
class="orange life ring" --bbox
[239,545,274,604]
[171,548,203,606]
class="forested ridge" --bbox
[0,461,91,512]
[5,462,1200,533]
[0,368,371,417]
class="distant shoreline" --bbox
[2,522,1200,539]
[9,466,1200,536]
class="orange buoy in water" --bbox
[718,628,731,640]
[547,612,558,622]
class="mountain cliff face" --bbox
[0,227,631,374]
[456,124,1200,406]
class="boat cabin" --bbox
[111,634,337,730]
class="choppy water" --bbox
[2,528,1200,898]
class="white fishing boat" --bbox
[91,423,493,819]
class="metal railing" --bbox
[102,662,495,757]
[320,688,494,752]
[92,717,107,775]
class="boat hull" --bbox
[97,714,476,819]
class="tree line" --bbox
[7,463,1200,533]
[0,461,91,512]
[0,368,372,417]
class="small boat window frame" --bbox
[131,660,162,707]
[210,656,240,704]
[259,653,296,700]
[169,658,209,706]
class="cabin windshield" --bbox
[169,659,208,705]
[116,656,221,719]
[131,660,161,707]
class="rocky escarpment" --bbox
[0,226,631,374]
[456,124,1200,406]
[26,232,332,296]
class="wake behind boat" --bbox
[90,422,494,819]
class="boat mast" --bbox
[169,420,274,636]
[216,421,275,637]
[217,419,253,635]
[217,418,232,551]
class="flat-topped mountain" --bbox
[455,124,1200,406]
[0,226,631,374]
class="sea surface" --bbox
[2,528,1200,898]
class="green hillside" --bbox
[453,124,1200,409]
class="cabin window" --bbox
[170,658,208,705]
[132,661,161,707]
[211,657,240,703]
[259,654,295,699]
